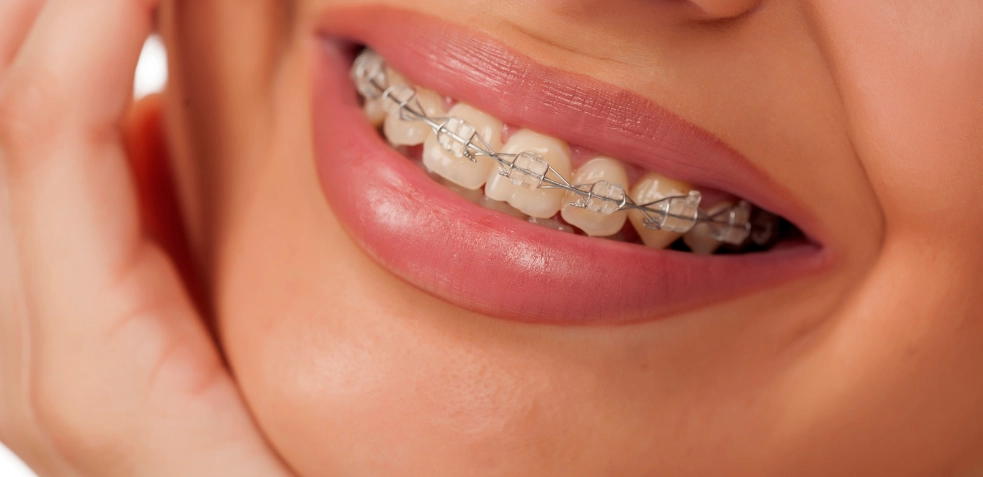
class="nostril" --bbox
[687,0,762,19]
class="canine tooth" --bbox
[628,172,694,249]
[479,196,529,220]
[527,216,575,234]
[422,103,502,190]
[383,87,444,146]
[560,157,629,237]
[484,129,572,218]
[683,201,732,255]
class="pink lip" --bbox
[311,8,829,324]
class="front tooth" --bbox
[383,86,444,146]
[560,157,629,237]
[484,129,571,218]
[422,103,502,190]
[627,172,694,249]
[683,201,732,255]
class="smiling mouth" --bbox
[311,7,828,324]
[351,48,805,255]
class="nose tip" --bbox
[689,0,762,19]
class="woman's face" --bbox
[159,0,983,475]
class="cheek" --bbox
[211,180,579,474]
[231,304,577,475]
[804,1,983,235]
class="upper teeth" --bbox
[485,129,572,219]
[423,103,501,190]
[560,157,629,237]
[684,201,734,255]
[627,172,695,248]
[383,86,445,146]
[351,49,768,250]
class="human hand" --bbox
[0,1,294,475]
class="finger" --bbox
[1,0,157,325]
[0,0,158,467]
[0,0,44,70]
[4,0,154,135]
[0,171,78,476]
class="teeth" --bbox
[422,103,502,190]
[484,129,572,218]
[560,157,629,237]
[355,58,785,253]
[383,86,444,146]
[386,66,408,88]
[365,67,412,127]
[627,172,694,249]
[363,98,386,127]
[479,196,529,220]
[683,201,732,255]
[363,67,412,127]
[351,50,387,127]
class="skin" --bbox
[0,0,981,475]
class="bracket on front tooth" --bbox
[502,152,550,189]
[436,118,479,161]
[352,49,779,246]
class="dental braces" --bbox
[352,50,778,246]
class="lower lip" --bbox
[311,40,828,324]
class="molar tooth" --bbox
[628,172,694,249]
[422,103,502,190]
[484,129,571,218]
[560,157,629,237]
[351,50,387,99]
[351,51,388,126]
[683,201,733,255]
[383,86,444,146]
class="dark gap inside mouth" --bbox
[348,42,806,255]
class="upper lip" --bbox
[316,6,823,242]
[311,7,829,324]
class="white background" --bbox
[0,35,168,477]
